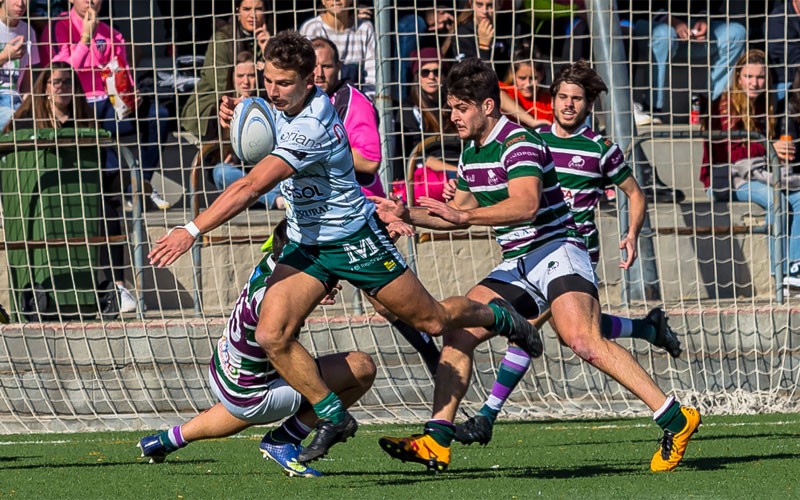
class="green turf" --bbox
[1,413,799,499]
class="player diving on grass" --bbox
[148,30,541,467]
[139,220,371,477]
[372,58,700,473]
[454,61,683,447]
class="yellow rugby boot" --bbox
[379,433,451,472]
[651,406,701,472]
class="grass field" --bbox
[1,413,798,499]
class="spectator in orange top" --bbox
[499,46,552,128]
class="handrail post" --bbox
[119,145,145,319]
[590,0,660,305]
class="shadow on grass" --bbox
[0,458,215,471]
[325,463,642,485]
[684,452,800,471]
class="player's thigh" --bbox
[259,263,328,334]
[372,268,448,330]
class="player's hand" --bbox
[255,25,270,54]
[148,227,197,267]
[442,178,457,201]
[386,221,414,240]
[418,196,468,225]
[320,283,342,305]
[672,19,690,40]
[2,36,25,61]
[618,235,638,269]
[368,195,409,224]
[691,20,708,40]
[219,95,243,129]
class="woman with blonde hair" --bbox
[701,49,798,284]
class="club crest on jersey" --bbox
[568,155,585,169]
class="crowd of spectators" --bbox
[1,0,800,308]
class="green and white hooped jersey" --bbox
[456,116,583,259]
[270,87,375,244]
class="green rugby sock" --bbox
[424,419,455,447]
[313,391,345,424]
[654,397,687,434]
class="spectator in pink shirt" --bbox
[40,0,172,209]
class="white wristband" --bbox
[184,221,201,238]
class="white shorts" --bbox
[208,368,303,424]
[485,239,597,315]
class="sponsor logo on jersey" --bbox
[504,134,526,147]
[281,130,319,148]
[287,184,324,199]
[568,155,585,169]
[547,260,559,274]
[487,169,499,184]
[295,205,333,218]
[384,260,397,271]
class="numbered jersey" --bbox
[270,87,375,244]
[210,253,278,409]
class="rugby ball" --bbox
[230,97,276,164]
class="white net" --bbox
[0,0,799,433]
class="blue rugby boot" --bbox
[260,436,322,478]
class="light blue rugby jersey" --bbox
[270,87,375,244]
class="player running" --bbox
[139,220,368,477]
[374,58,700,473]
[148,31,541,465]
[454,61,683,448]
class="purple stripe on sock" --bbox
[608,315,623,339]
[507,346,529,357]
[502,359,529,373]
[491,384,514,401]
[170,426,186,447]
[284,416,311,441]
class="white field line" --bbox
[1,419,798,446]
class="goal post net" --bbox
[0,0,798,434]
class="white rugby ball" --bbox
[230,97,276,164]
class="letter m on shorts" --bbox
[342,238,380,264]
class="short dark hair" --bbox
[272,219,289,258]
[311,36,340,64]
[445,58,501,110]
[264,30,316,77]
[550,61,608,104]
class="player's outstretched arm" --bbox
[617,175,646,269]
[149,156,294,267]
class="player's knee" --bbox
[567,335,607,365]
[349,351,377,389]
[255,326,294,358]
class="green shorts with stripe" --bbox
[279,214,407,295]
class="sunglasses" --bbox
[420,68,440,78]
